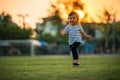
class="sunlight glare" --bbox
[26,18,30,23]
[75,10,85,19]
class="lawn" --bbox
[0,55,120,80]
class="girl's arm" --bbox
[80,31,92,40]
[60,30,67,35]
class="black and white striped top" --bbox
[64,24,84,45]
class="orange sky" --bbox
[83,0,120,22]
[0,0,120,28]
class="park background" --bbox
[0,0,120,56]
[0,0,120,80]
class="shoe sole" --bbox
[72,63,80,66]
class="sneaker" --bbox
[72,60,80,66]
[72,62,80,66]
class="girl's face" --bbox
[68,14,78,25]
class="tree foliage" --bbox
[0,12,33,40]
[48,0,87,23]
[97,7,116,23]
[97,7,120,50]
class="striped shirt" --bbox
[64,24,84,45]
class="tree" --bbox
[97,6,119,53]
[48,0,87,23]
[97,7,116,23]
[0,12,33,40]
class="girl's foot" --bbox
[72,60,80,66]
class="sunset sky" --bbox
[0,0,120,28]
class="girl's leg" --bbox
[70,42,80,60]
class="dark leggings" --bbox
[70,42,80,60]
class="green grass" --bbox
[0,55,120,80]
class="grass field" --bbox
[0,55,120,80]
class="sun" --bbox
[74,10,85,19]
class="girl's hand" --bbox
[60,30,66,35]
[86,35,93,40]
[81,31,92,40]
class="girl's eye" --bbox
[69,17,75,19]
